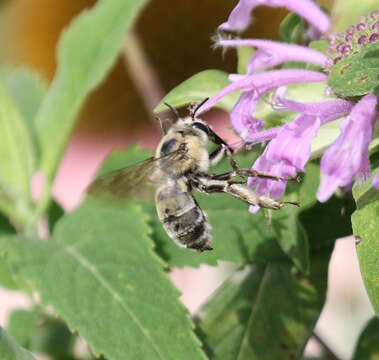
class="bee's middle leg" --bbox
[192,175,299,209]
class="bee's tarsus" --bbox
[279,201,300,208]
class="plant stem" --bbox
[122,30,165,124]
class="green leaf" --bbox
[154,70,240,113]
[331,0,379,32]
[353,317,379,359]
[328,42,379,97]
[35,0,148,188]
[0,326,36,360]
[279,13,304,44]
[352,161,379,317]
[2,200,206,360]
[29,316,74,358]
[0,80,36,225]
[237,46,255,75]
[7,308,75,358]
[0,211,17,290]
[1,67,47,145]
[7,309,40,349]
[309,40,329,56]
[94,144,153,178]
[195,251,329,360]
[47,200,65,233]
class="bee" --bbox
[88,99,298,252]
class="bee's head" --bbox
[164,99,229,148]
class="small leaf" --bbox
[352,317,379,359]
[7,308,75,358]
[0,326,36,360]
[0,80,36,224]
[309,40,330,56]
[279,13,304,44]
[7,309,40,349]
[195,252,330,360]
[35,0,149,186]
[237,46,255,75]
[352,162,379,317]
[0,211,17,290]
[2,200,206,360]
[29,316,74,358]
[328,42,379,97]
[154,70,240,113]
[47,200,65,233]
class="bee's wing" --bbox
[87,149,181,202]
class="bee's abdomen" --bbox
[156,183,212,252]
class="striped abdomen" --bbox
[155,180,212,251]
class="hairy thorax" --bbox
[155,129,210,178]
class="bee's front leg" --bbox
[191,174,299,209]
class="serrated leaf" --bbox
[352,162,379,317]
[2,200,206,360]
[0,80,36,224]
[35,0,148,186]
[279,12,304,44]
[352,317,379,359]
[195,251,329,360]
[328,42,379,97]
[0,326,36,360]
[154,70,240,113]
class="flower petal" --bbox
[219,0,330,34]
[248,147,296,202]
[197,70,327,115]
[317,94,378,202]
[265,114,321,172]
[272,90,354,123]
[230,91,263,139]
[217,39,328,72]
[373,172,379,190]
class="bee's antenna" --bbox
[164,102,180,120]
[191,97,209,120]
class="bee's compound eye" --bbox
[160,138,177,156]
[192,122,209,134]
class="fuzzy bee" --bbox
[88,100,298,252]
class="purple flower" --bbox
[217,38,328,73]
[246,91,353,209]
[317,94,378,202]
[219,0,330,34]
[199,0,379,206]
[197,69,327,141]
[248,147,297,213]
